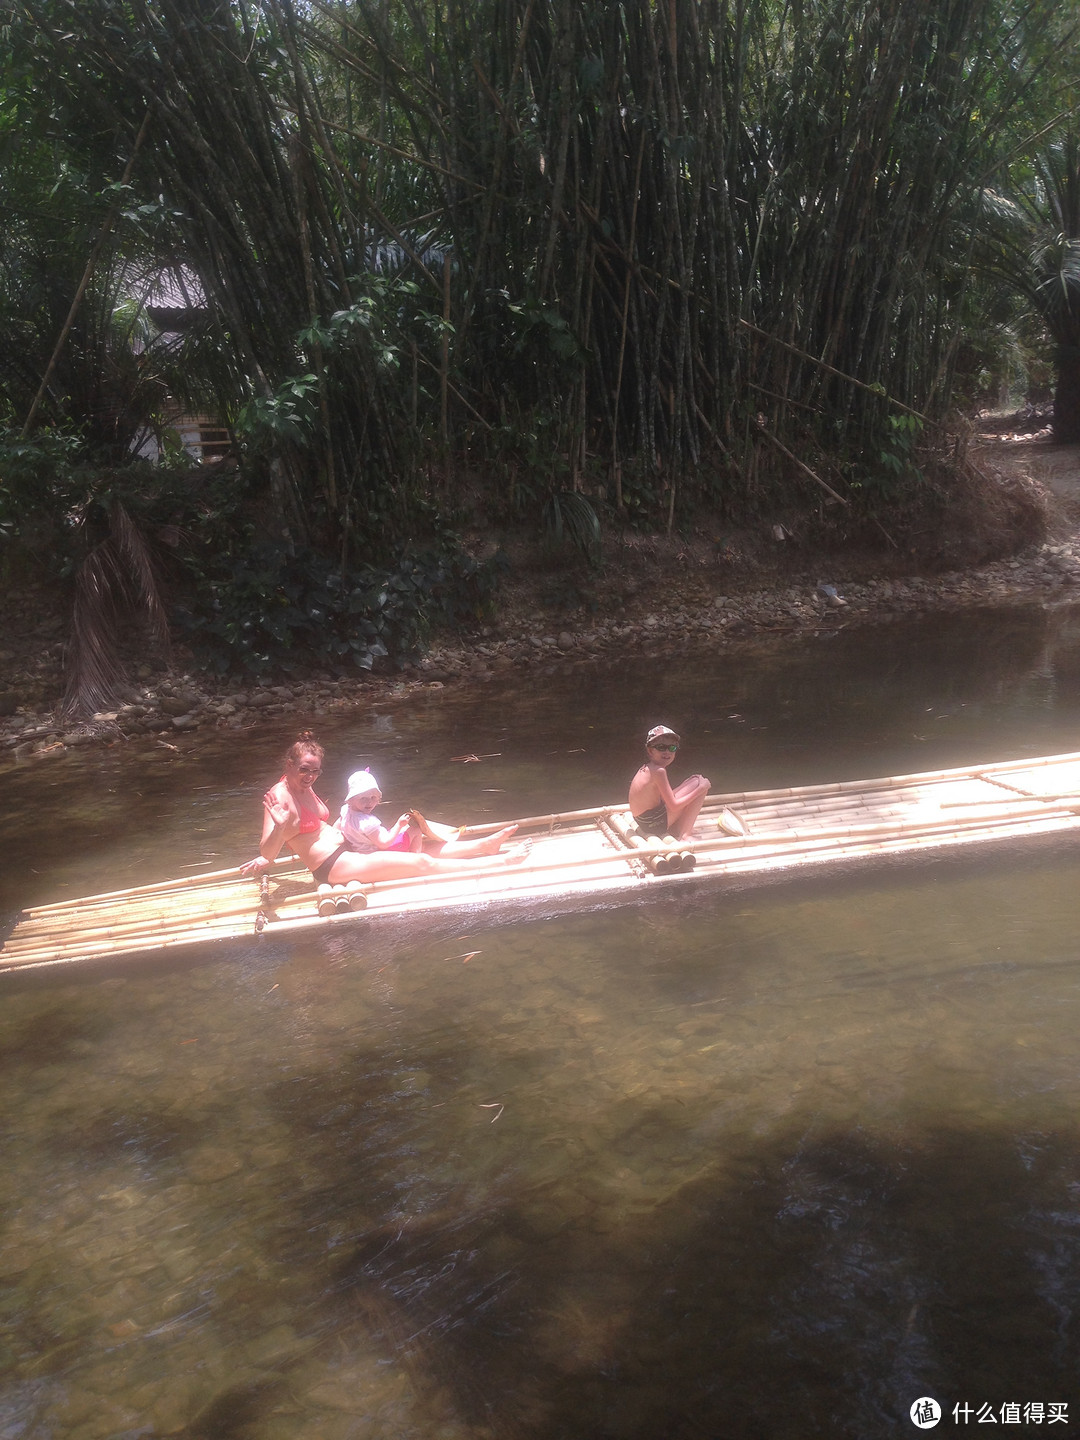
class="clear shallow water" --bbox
[4,603,1080,1438]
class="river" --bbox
[2,601,1080,1438]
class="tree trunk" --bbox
[1052,345,1080,442]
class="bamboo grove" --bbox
[3,0,1080,555]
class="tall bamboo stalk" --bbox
[16,0,1074,538]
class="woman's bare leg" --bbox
[424,824,518,858]
[327,840,527,884]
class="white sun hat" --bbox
[345,769,381,801]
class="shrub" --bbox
[174,538,506,680]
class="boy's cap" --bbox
[645,725,680,745]
[345,769,381,800]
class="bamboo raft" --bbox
[5,750,1080,974]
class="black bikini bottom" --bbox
[311,843,349,886]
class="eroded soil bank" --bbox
[3,431,1078,764]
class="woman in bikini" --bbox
[239,732,523,884]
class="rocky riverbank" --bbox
[4,533,1080,765]
[3,430,1078,763]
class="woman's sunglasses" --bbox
[297,764,322,775]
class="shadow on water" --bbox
[0,1002,115,1072]
[301,1121,1080,1440]
[186,861,1080,1433]
[156,984,1080,1440]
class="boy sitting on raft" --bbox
[628,725,710,840]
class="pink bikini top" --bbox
[280,779,329,833]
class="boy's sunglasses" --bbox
[649,743,678,753]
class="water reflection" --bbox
[3,603,1080,1438]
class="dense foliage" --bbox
[1,0,1078,704]
[175,536,507,681]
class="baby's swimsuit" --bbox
[339,808,411,853]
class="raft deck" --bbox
[5,750,1080,973]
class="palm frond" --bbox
[1030,234,1080,342]
[542,490,601,566]
[980,187,1029,229]
[62,542,128,718]
[109,500,171,648]
[61,501,171,718]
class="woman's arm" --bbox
[240,791,295,876]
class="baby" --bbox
[338,768,524,860]
[337,770,417,853]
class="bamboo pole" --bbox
[606,810,689,874]
[943,793,1080,807]
[607,810,669,873]
[733,797,911,824]
[735,801,895,824]
[598,815,647,876]
[4,930,251,970]
[12,755,1080,965]
[349,800,1078,902]
[22,110,153,437]
[440,251,451,447]
[9,799,1080,970]
[269,807,1080,932]
[22,856,299,918]
[5,903,266,952]
[696,752,1080,807]
[4,915,258,968]
[25,756,1080,917]
[757,426,850,505]
[685,803,1080,854]
[9,872,337,943]
[460,804,621,836]
[7,896,258,945]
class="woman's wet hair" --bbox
[284,730,324,767]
